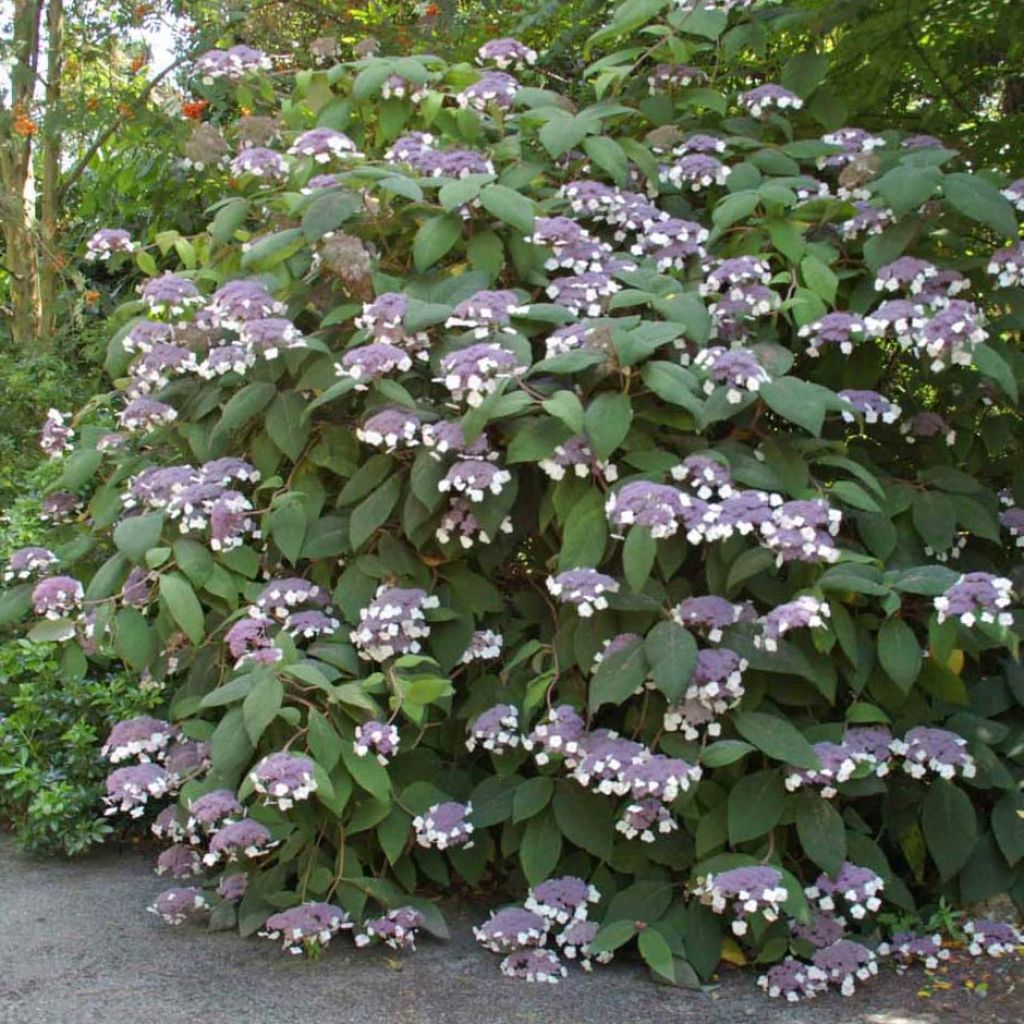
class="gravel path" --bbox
[0,835,1019,1024]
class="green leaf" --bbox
[644,622,697,702]
[301,190,360,241]
[513,777,554,823]
[943,172,1018,238]
[641,361,703,415]
[209,197,250,243]
[585,392,633,459]
[828,480,881,513]
[760,378,827,436]
[922,779,977,880]
[974,343,1018,402]
[875,165,941,216]
[113,512,164,562]
[210,707,254,782]
[727,770,786,844]
[589,919,638,955]
[582,136,628,185]
[218,382,277,433]
[349,472,402,548]
[269,500,308,564]
[800,255,838,305]
[439,173,493,212]
[341,737,392,803]
[733,711,820,770]
[240,228,304,271]
[781,52,829,98]
[243,675,283,744]
[623,526,657,592]
[712,191,760,231]
[877,617,922,691]
[114,608,156,669]
[480,183,535,233]
[173,538,214,587]
[542,391,585,434]
[559,489,608,571]
[520,809,563,885]
[266,391,311,463]
[700,740,756,768]
[377,806,411,863]
[307,709,343,772]
[159,573,206,644]
[638,929,675,983]
[413,214,462,272]
[552,781,614,859]
[912,491,957,553]
[992,792,1024,867]
[795,792,847,873]
[590,636,647,711]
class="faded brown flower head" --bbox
[839,152,881,190]
[319,232,374,298]
[184,122,229,168]
[353,37,380,59]
[236,115,281,149]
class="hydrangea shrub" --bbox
[3,0,1024,988]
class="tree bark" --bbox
[38,0,64,345]
[1,0,44,349]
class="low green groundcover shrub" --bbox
[3,0,1024,995]
[0,639,160,855]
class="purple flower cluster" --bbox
[351,585,440,661]
[755,595,830,651]
[231,146,288,181]
[3,546,58,583]
[466,703,519,753]
[101,715,177,763]
[964,919,1023,957]
[195,45,270,82]
[877,932,950,970]
[437,342,523,407]
[539,437,616,483]
[288,127,361,163]
[889,726,976,780]
[659,153,731,191]
[86,228,135,260]
[460,629,503,664]
[355,907,425,950]
[839,389,902,425]
[664,648,747,737]
[477,37,537,69]
[692,346,770,403]
[458,71,520,112]
[249,752,318,810]
[546,569,619,617]
[354,720,400,765]
[476,876,607,984]
[104,763,174,817]
[260,902,352,956]
[934,572,1014,628]
[739,84,803,117]
[522,706,586,765]
[149,887,210,925]
[203,818,278,865]
[435,497,512,548]
[805,863,884,920]
[39,408,74,458]
[413,801,474,850]
[694,865,789,936]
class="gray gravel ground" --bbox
[1,835,1020,1024]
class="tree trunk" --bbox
[38,0,64,346]
[1,0,44,349]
